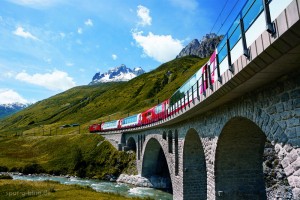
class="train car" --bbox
[200,63,208,94]
[120,113,142,128]
[168,65,202,115]
[141,100,169,125]
[89,50,220,132]
[101,120,121,131]
[201,50,217,93]
[89,124,101,133]
[168,51,218,116]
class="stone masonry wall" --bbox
[121,69,300,199]
[100,133,123,150]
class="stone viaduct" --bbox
[101,0,300,199]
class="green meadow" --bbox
[0,134,136,179]
[0,56,207,136]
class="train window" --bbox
[155,104,163,114]
[103,120,118,129]
[123,114,138,124]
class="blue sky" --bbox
[0,0,247,104]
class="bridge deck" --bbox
[101,0,300,135]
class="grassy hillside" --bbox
[0,134,136,179]
[0,56,207,135]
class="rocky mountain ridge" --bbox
[177,33,223,58]
[89,64,145,85]
[0,103,29,119]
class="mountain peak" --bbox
[89,65,145,85]
[176,33,223,59]
[0,103,30,119]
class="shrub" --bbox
[22,163,45,174]
[0,166,8,172]
[9,167,18,172]
[0,174,12,179]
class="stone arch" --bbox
[215,117,267,199]
[126,137,136,152]
[141,137,173,193]
[183,128,207,200]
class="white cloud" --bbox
[137,5,152,26]
[0,89,28,104]
[85,19,93,26]
[65,62,74,67]
[60,32,66,38]
[112,54,118,60]
[6,0,62,9]
[77,27,83,34]
[168,0,198,10]
[15,70,76,91]
[44,58,52,63]
[132,31,183,63]
[13,26,38,40]
[3,71,14,78]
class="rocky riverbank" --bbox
[117,174,153,187]
[264,141,294,199]
[117,174,171,190]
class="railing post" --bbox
[172,105,174,115]
[166,107,168,118]
[196,80,200,100]
[216,54,222,83]
[240,17,249,58]
[226,39,234,73]
[187,90,190,107]
[192,86,195,104]
[202,74,206,97]
[263,0,275,35]
[174,104,176,114]
[180,97,183,111]
[207,64,213,90]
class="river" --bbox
[12,174,173,200]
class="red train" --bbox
[89,100,169,132]
[89,51,217,133]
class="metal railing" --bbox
[102,0,294,133]
[166,0,290,118]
